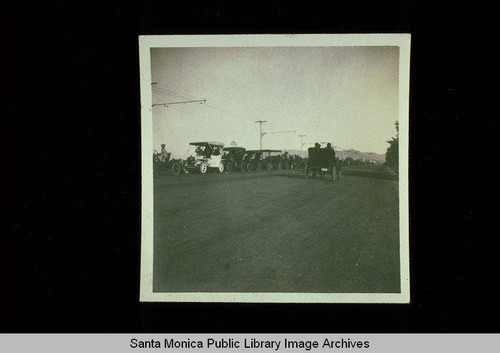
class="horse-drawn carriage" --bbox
[304,147,341,181]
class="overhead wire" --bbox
[162,105,220,123]
[203,103,247,118]
[152,86,197,101]
[153,85,251,119]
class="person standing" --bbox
[160,144,168,162]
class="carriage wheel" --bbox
[171,162,181,176]
[226,162,233,173]
[199,162,208,174]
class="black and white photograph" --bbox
[139,34,410,303]
[2,1,500,338]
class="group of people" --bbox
[195,144,221,158]
[313,142,337,162]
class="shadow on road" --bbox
[270,172,305,180]
[271,173,337,182]
[341,169,398,181]
[272,166,397,181]
[154,167,397,188]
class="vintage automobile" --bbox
[222,146,246,173]
[260,149,283,170]
[243,149,284,171]
[183,141,225,174]
[153,150,182,176]
[243,150,264,171]
[304,146,341,181]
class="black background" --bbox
[1,2,498,333]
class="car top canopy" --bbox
[246,149,281,153]
[223,147,246,152]
[189,141,224,147]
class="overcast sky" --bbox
[151,46,399,158]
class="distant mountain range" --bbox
[282,148,386,163]
[335,149,386,163]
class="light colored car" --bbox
[183,141,225,174]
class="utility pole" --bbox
[255,121,296,149]
[254,120,267,150]
[299,134,306,158]
[151,83,206,157]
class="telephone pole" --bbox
[255,120,296,149]
[254,120,267,150]
[299,134,306,158]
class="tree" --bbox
[385,121,399,170]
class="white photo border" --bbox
[139,34,410,303]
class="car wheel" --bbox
[267,162,273,171]
[218,162,224,173]
[171,162,181,176]
[226,162,233,173]
[199,163,208,174]
[256,163,262,172]
[240,162,246,172]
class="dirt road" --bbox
[153,165,400,293]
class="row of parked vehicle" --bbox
[153,141,306,176]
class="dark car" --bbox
[304,147,341,181]
[222,147,247,172]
